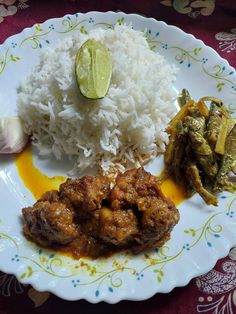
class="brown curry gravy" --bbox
[15,145,185,259]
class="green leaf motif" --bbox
[217,82,225,92]
[117,17,125,25]
[35,24,43,32]
[189,228,196,237]
[10,54,16,62]
[10,54,20,62]
[20,273,26,279]
[184,228,196,237]
[154,268,164,282]
[80,26,88,34]
[27,266,33,277]
[86,264,91,271]
[193,47,202,55]
[150,44,157,51]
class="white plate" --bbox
[0,11,236,303]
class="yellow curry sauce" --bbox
[15,145,66,200]
[15,145,185,206]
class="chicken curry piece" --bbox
[22,168,179,259]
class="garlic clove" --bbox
[0,117,29,154]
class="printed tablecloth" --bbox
[0,1,235,313]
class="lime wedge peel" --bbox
[75,39,112,99]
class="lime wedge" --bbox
[75,39,112,99]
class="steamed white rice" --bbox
[17,25,178,173]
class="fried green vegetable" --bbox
[206,102,230,155]
[185,160,218,206]
[200,96,223,106]
[164,91,235,207]
[214,124,236,192]
[206,102,224,149]
[171,121,187,181]
[184,114,218,180]
[178,89,191,107]
[197,99,209,118]
[165,93,195,165]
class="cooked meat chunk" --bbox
[110,167,162,210]
[65,232,112,259]
[59,175,110,218]
[40,190,60,202]
[22,167,179,259]
[99,207,139,246]
[22,201,78,246]
[79,210,100,237]
[133,231,171,254]
[140,197,179,234]
[110,168,179,252]
[134,196,179,252]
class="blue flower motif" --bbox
[72,278,80,287]
[11,42,17,48]
[108,287,113,292]
[162,43,168,50]
[89,17,95,24]
[49,24,54,30]
[11,254,20,262]
[202,57,208,63]
[226,211,234,218]
[136,272,144,280]
[183,243,190,251]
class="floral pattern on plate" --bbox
[0,11,235,303]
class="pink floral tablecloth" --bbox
[0,1,235,313]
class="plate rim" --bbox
[0,10,235,303]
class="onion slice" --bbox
[0,117,29,154]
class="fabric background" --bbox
[0,1,235,313]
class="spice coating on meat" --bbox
[59,176,110,219]
[22,201,78,246]
[110,167,163,209]
[110,168,179,252]
[22,168,179,258]
[99,207,139,246]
